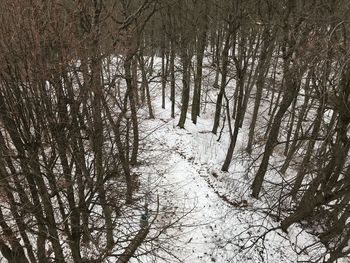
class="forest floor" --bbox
[133,100,326,263]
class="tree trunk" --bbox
[177,48,191,128]
[124,57,140,165]
[161,25,166,109]
[222,66,245,171]
[170,42,176,118]
[251,70,302,198]
[280,75,312,174]
[212,27,233,134]
[191,3,208,124]
[138,55,154,118]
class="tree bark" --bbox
[251,72,301,198]
[212,26,233,134]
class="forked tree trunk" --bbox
[221,66,245,171]
[251,72,302,198]
[212,27,233,134]
[246,28,275,153]
[138,54,154,118]
[124,56,139,165]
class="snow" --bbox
[132,100,328,263]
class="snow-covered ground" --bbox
[133,101,328,263]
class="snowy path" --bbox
[137,114,323,263]
[161,153,232,262]
[142,117,261,262]
[138,116,239,262]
